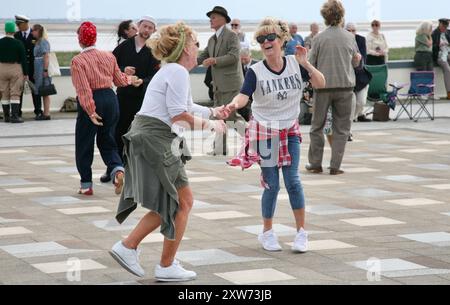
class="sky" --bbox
[0,0,448,22]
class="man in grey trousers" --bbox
[306,0,361,175]
[197,6,244,156]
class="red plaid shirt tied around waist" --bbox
[228,119,302,170]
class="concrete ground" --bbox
[1,100,450,285]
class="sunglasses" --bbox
[231,24,240,27]
[371,24,380,27]
[256,33,279,44]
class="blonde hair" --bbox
[33,24,48,40]
[254,18,291,46]
[416,21,433,35]
[320,0,346,27]
[147,22,195,62]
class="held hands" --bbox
[212,105,231,120]
[89,112,103,126]
[225,102,238,114]
[295,45,309,66]
[202,58,217,67]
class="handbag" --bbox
[355,66,372,92]
[39,77,57,96]
[48,52,61,77]
[373,102,390,121]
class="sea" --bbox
[0,22,419,52]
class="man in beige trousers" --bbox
[0,21,27,123]
[306,0,361,175]
[198,6,244,156]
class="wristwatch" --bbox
[44,69,48,72]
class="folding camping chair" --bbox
[365,64,403,117]
[365,64,388,116]
[397,71,435,122]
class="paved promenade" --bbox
[1,103,450,285]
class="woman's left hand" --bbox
[43,72,49,78]
[295,45,309,66]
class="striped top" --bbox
[71,47,131,116]
[241,56,304,130]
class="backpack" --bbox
[60,97,78,112]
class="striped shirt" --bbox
[241,56,304,130]
[71,47,131,116]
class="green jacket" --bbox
[116,116,188,240]
[0,37,28,75]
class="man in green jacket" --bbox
[0,21,27,123]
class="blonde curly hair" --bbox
[320,0,346,27]
[147,22,196,62]
[254,18,291,47]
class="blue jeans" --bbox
[258,136,305,219]
[75,89,124,189]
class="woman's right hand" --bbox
[226,103,238,114]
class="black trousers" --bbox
[366,55,386,66]
[19,75,42,116]
[75,89,123,188]
[115,93,144,162]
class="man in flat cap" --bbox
[198,6,244,156]
[432,18,450,99]
[14,15,43,119]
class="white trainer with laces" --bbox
[155,260,197,282]
[258,229,282,252]
[292,228,309,253]
[109,241,145,277]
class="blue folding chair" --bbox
[397,71,435,122]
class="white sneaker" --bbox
[155,260,197,282]
[292,228,308,253]
[109,241,145,277]
[258,229,282,252]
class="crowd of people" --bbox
[0,15,55,123]
[1,0,449,283]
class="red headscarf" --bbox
[78,21,97,47]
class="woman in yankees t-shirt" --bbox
[227,18,325,253]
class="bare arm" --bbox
[295,46,326,89]
[171,112,226,133]
[226,93,250,114]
